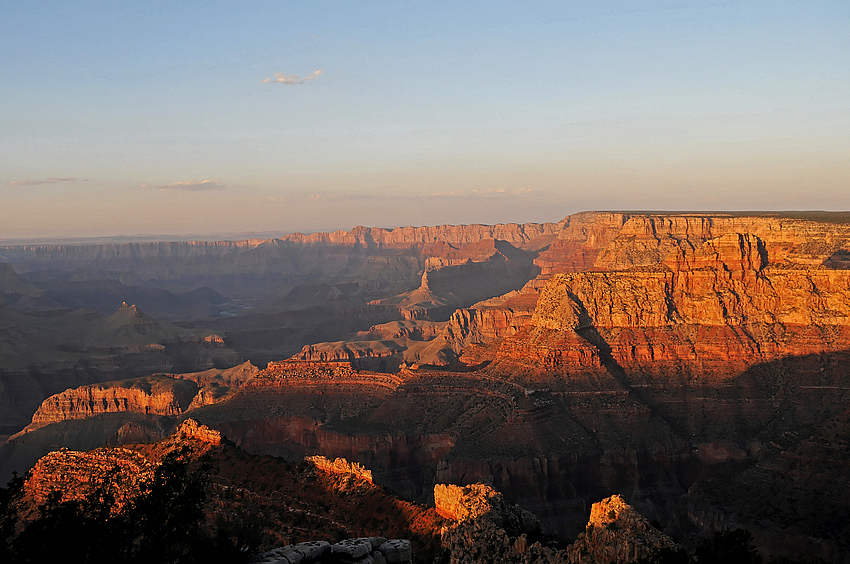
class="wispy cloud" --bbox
[143,180,225,192]
[9,177,86,186]
[263,69,324,85]
[307,192,373,202]
[473,188,534,196]
[431,188,534,197]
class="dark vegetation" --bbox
[639,529,830,564]
[0,450,253,564]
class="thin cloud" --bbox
[472,188,534,196]
[9,177,86,186]
[431,188,534,197]
[143,180,225,192]
[307,192,373,202]
[263,69,324,85]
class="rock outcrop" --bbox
[307,455,374,484]
[24,445,155,512]
[19,375,199,433]
[438,486,674,564]
[487,228,850,383]
[434,483,540,536]
[6,211,850,561]
[563,495,678,564]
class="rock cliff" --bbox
[24,445,155,512]
[18,375,199,433]
[435,483,540,535]
[421,214,850,370]
[0,222,560,288]
[488,228,850,381]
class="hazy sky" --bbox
[2,1,848,240]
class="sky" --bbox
[1,1,848,240]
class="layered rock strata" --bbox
[426,212,850,367]
[19,375,199,433]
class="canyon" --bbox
[2,211,850,561]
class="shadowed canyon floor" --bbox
[2,211,850,561]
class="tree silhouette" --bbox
[696,529,763,564]
[0,449,218,563]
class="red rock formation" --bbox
[434,483,539,533]
[248,361,403,391]
[292,341,403,363]
[563,495,678,564]
[438,487,675,564]
[355,320,446,341]
[494,230,850,379]
[174,418,222,445]
[24,446,154,512]
[422,212,850,368]
[307,455,374,484]
[435,483,501,521]
[19,375,198,433]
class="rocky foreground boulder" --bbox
[252,538,413,564]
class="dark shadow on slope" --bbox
[824,250,850,269]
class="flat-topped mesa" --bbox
[306,455,374,484]
[262,359,359,376]
[466,221,850,378]
[247,360,403,390]
[292,341,402,363]
[539,243,850,331]
[491,256,850,377]
[355,319,446,341]
[339,222,563,249]
[20,376,198,434]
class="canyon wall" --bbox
[428,212,850,366]
[0,221,561,293]
[21,375,198,433]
